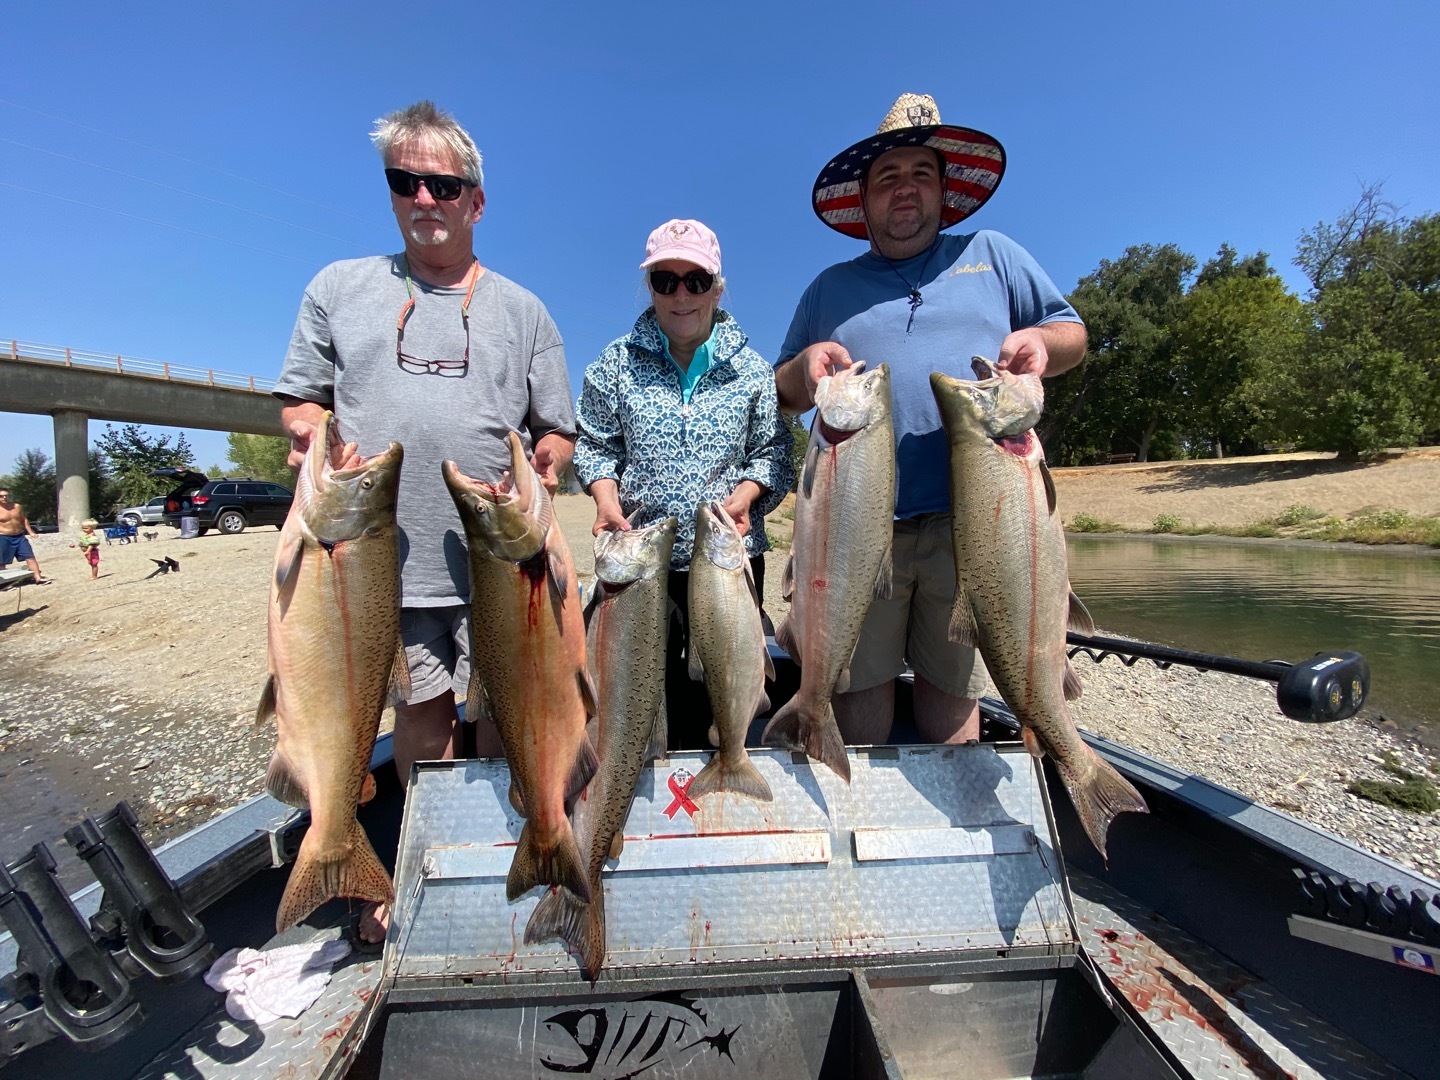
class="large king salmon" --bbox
[443,432,598,902]
[525,516,676,978]
[686,500,773,802]
[765,363,896,783]
[260,411,405,933]
[931,359,1147,856]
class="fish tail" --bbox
[275,818,394,934]
[1060,748,1149,859]
[506,820,592,903]
[763,698,851,783]
[525,883,606,981]
[688,751,773,802]
[264,749,309,808]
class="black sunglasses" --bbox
[649,269,715,295]
[384,168,474,202]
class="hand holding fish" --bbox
[280,401,360,471]
[787,341,856,410]
[721,480,762,537]
[589,479,632,535]
[529,437,565,496]
[995,327,1050,377]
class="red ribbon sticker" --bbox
[663,768,698,819]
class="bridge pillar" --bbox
[54,409,90,530]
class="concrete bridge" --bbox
[1,340,286,528]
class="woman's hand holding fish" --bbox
[722,480,763,537]
[589,479,631,535]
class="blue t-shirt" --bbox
[778,230,1081,518]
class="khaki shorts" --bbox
[400,605,471,706]
[845,513,990,699]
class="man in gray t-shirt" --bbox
[274,101,576,812]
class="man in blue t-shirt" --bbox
[775,92,1086,747]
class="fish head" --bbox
[593,515,677,585]
[930,365,1046,463]
[694,500,746,572]
[441,432,552,561]
[813,362,892,445]
[295,412,403,543]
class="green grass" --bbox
[1063,504,1440,546]
[1068,512,1122,533]
[1346,751,1440,813]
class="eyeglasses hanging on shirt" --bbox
[395,258,480,377]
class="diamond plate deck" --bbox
[386,745,1072,985]
[1071,870,1409,1079]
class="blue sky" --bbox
[3,1,1437,477]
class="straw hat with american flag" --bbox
[812,93,1006,240]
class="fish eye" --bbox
[361,478,373,489]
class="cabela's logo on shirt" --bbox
[949,262,994,276]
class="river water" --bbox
[1066,537,1440,748]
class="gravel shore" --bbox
[1,499,1435,890]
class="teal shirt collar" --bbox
[661,322,717,404]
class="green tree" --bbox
[1044,244,1196,464]
[226,432,296,486]
[2,449,57,525]
[88,449,119,519]
[95,424,197,509]
[1260,191,1440,459]
[1173,249,1308,457]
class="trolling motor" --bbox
[0,843,145,1054]
[1066,633,1370,723]
[64,801,216,982]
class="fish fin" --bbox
[360,771,377,805]
[273,536,305,610]
[833,666,852,695]
[947,589,979,648]
[582,578,602,629]
[800,441,819,499]
[688,752,773,802]
[546,546,571,604]
[255,673,277,727]
[1063,661,1084,701]
[264,749,309,807]
[609,831,625,860]
[275,817,394,934]
[1041,459,1057,515]
[1067,590,1096,635]
[1021,726,1046,759]
[509,781,527,817]
[578,668,599,718]
[525,883,606,981]
[763,698,851,783]
[763,645,776,682]
[567,735,600,804]
[780,555,795,602]
[775,616,800,661]
[466,668,494,728]
[646,697,668,760]
[687,645,704,682]
[707,723,720,748]
[507,820,591,903]
[755,689,772,719]
[387,642,412,707]
[873,543,893,601]
[1061,748,1149,859]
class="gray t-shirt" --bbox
[274,254,576,606]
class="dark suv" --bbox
[158,473,294,535]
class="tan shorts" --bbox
[400,605,471,706]
[845,513,990,699]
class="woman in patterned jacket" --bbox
[574,218,795,749]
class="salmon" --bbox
[686,500,773,802]
[765,363,896,782]
[443,432,597,902]
[525,516,676,978]
[931,359,1147,856]
[260,412,405,933]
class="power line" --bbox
[0,96,375,223]
[1,137,376,251]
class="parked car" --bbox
[160,476,294,535]
[115,496,170,527]
[152,467,211,527]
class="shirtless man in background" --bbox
[0,487,48,583]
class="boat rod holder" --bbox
[0,843,145,1053]
[1066,633,1370,723]
[64,801,216,983]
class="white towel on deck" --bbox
[204,938,352,1025]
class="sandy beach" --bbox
[0,450,1436,886]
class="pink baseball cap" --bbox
[639,218,721,274]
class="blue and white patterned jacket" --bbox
[574,308,794,570]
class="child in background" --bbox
[78,519,102,580]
